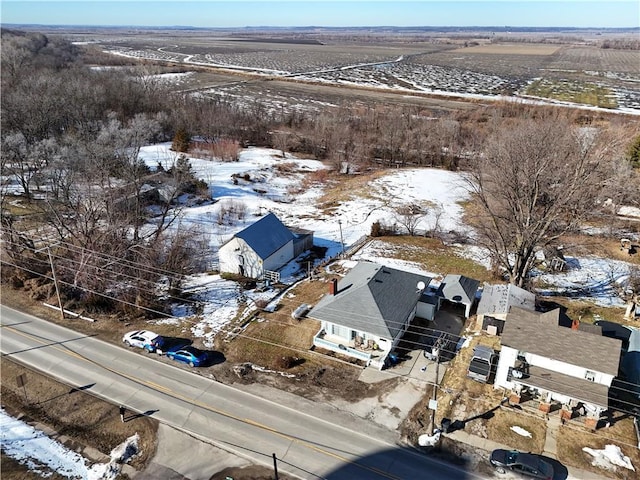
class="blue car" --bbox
[166,346,208,367]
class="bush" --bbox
[275,356,300,369]
[371,221,382,237]
[171,127,190,153]
[370,220,397,237]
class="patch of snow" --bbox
[0,408,137,479]
[533,256,632,307]
[510,426,532,437]
[418,431,441,447]
[619,205,640,218]
[583,444,635,472]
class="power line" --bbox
[4,252,640,413]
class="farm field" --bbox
[56,27,640,113]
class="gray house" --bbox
[309,261,432,369]
[436,274,480,318]
[218,213,312,279]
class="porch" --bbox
[313,329,383,366]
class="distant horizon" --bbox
[1,2,639,30]
[3,23,639,31]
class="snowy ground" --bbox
[136,143,638,342]
[138,143,481,344]
[104,49,640,115]
[0,408,138,480]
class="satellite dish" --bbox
[417,281,426,291]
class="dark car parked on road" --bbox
[166,345,209,367]
[490,449,554,480]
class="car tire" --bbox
[125,341,132,347]
[189,361,195,367]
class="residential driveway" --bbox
[352,310,466,429]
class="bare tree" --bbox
[1,132,56,200]
[394,203,427,236]
[466,115,624,287]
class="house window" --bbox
[585,370,596,382]
[331,324,350,339]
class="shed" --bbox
[436,274,480,318]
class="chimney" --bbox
[329,278,338,295]
[571,318,580,330]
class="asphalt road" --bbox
[0,305,489,480]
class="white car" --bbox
[122,330,160,351]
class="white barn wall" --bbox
[219,238,263,278]
[263,241,295,273]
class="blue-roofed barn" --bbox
[219,213,310,279]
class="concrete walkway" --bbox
[543,414,561,459]
[359,347,446,385]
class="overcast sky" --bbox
[1,1,639,28]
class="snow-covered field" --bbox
[103,47,640,114]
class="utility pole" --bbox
[34,243,64,319]
[45,246,64,320]
[338,219,345,257]
[272,453,279,480]
[430,359,440,434]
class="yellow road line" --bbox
[4,325,402,479]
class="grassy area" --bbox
[1,358,158,473]
[486,408,547,453]
[557,419,640,479]
[538,297,627,325]
[366,236,494,282]
[315,170,389,215]
[526,79,618,109]
[222,278,326,371]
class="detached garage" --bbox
[436,274,480,318]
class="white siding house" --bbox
[218,213,296,279]
[308,261,432,369]
[495,307,622,426]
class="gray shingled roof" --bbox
[308,262,432,340]
[437,274,480,305]
[477,284,536,317]
[502,307,621,376]
[520,366,610,409]
[234,212,295,260]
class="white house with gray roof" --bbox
[309,261,432,369]
[219,213,310,279]
[495,307,621,426]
